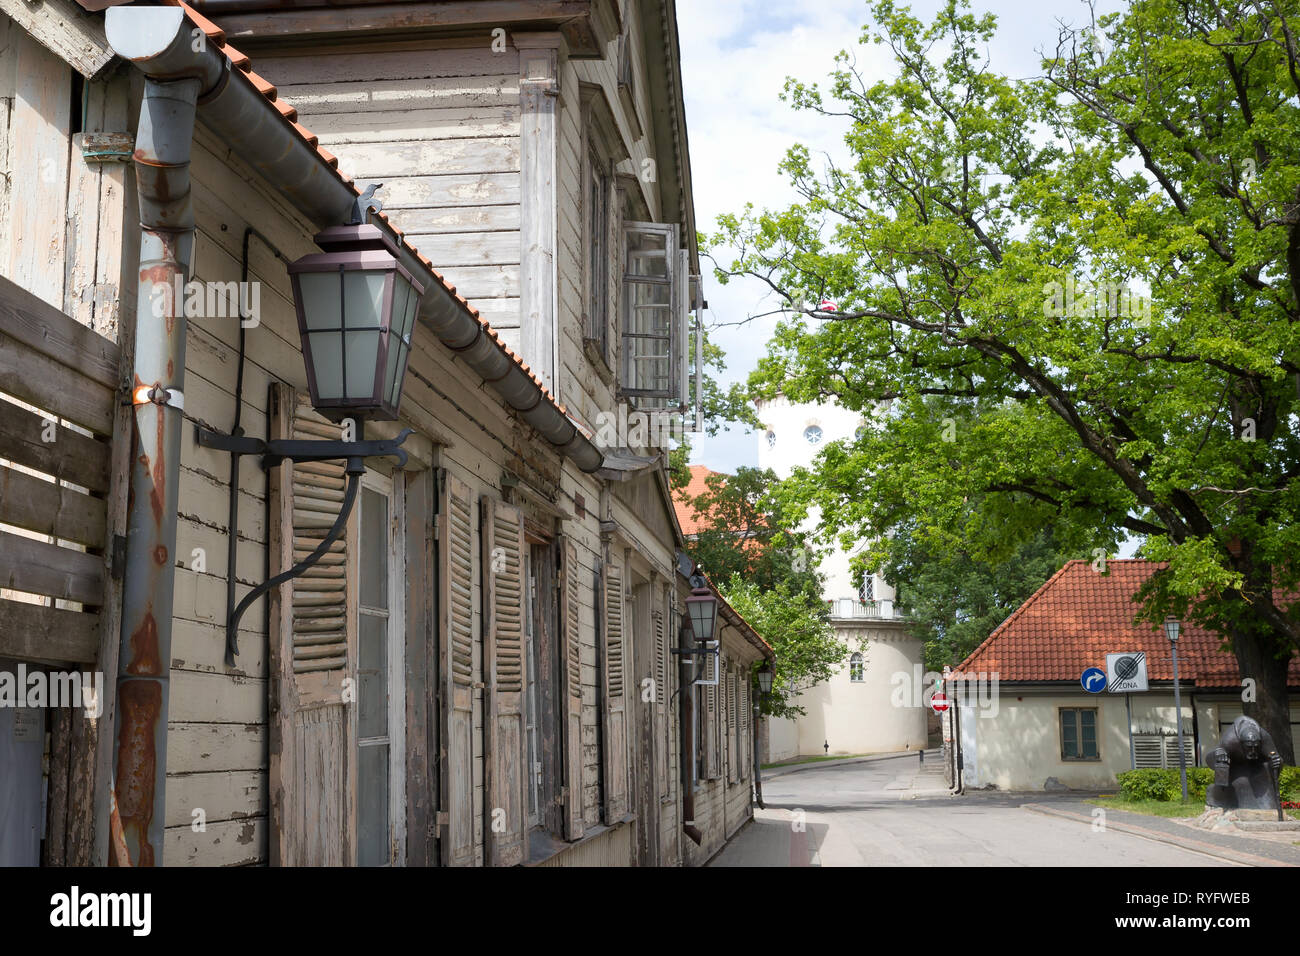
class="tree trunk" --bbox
[1232,625,1295,765]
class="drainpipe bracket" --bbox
[133,385,185,411]
[196,54,231,106]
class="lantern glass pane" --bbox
[689,597,714,642]
[390,279,411,339]
[343,271,388,330]
[383,333,401,405]
[393,343,410,407]
[308,332,344,399]
[345,329,380,399]
[400,277,419,341]
[299,272,341,331]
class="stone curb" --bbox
[762,749,941,779]
[1020,803,1294,867]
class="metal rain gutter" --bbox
[104,6,209,865]
[107,5,602,474]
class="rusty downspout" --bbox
[111,75,200,867]
[103,8,213,863]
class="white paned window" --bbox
[622,221,689,403]
[356,471,405,866]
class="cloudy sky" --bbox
[677,0,1126,472]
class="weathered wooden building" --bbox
[0,0,772,866]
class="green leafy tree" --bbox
[683,466,824,599]
[723,574,845,719]
[884,512,1071,672]
[712,0,1300,759]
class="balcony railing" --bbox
[827,599,906,620]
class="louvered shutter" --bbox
[739,675,750,780]
[705,675,719,779]
[602,560,629,820]
[481,496,528,866]
[559,538,584,840]
[1164,734,1193,770]
[1133,734,1163,768]
[652,604,666,792]
[267,385,353,866]
[663,585,676,800]
[439,473,476,866]
[727,665,738,783]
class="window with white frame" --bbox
[622,221,693,408]
[849,652,864,683]
[356,470,405,867]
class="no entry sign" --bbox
[930,692,949,713]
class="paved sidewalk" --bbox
[1024,799,1300,867]
[762,748,944,780]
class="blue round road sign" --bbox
[1080,666,1107,693]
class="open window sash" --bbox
[621,221,683,401]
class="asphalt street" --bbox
[709,754,1238,866]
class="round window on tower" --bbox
[766,429,777,448]
[804,425,823,444]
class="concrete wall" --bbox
[963,688,1300,791]
[790,626,927,756]
[764,715,799,764]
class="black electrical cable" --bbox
[223,227,289,666]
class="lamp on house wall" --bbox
[757,663,774,697]
[1164,615,1190,802]
[198,189,417,665]
[685,573,718,643]
[288,223,423,422]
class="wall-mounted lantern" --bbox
[288,223,423,421]
[199,192,418,665]
[685,572,718,644]
[757,663,774,697]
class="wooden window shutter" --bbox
[705,677,719,779]
[602,560,629,820]
[652,602,666,793]
[727,666,738,784]
[481,496,528,866]
[438,472,476,866]
[733,665,743,785]
[559,538,584,840]
[739,674,750,780]
[267,384,353,867]
[663,584,676,800]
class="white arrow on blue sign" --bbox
[1080,666,1107,693]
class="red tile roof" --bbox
[672,464,727,535]
[160,0,570,418]
[958,559,1300,688]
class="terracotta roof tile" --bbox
[246,72,277,99]
[175,0,224,44]
[291,122,318,148]
[957,559,1300,688]
[221,43,251,71]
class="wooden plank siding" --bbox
[258,45,524,335]
[0,0,742,868]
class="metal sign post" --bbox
[1126,693,1135,770]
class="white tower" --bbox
[755,395,927,760]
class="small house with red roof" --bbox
[949,560,1300,791]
